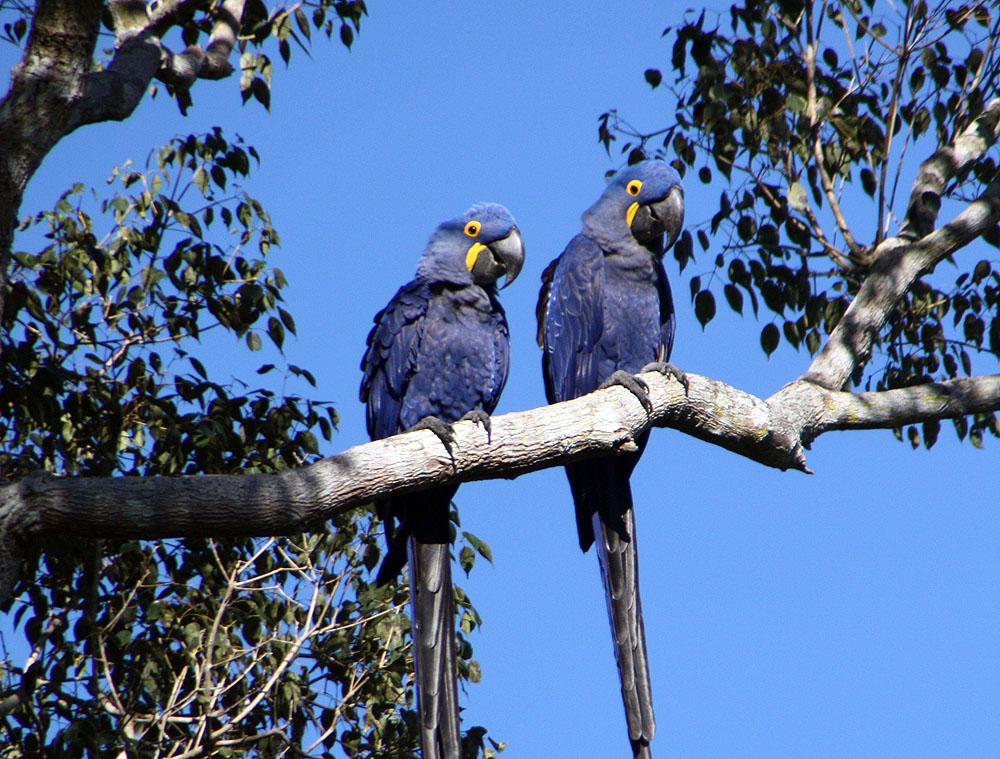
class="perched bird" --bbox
[360,203,524,759]
[536,160,684,758]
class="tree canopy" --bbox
[2,0,1000,757]
[1,2,496,757]
[607,0,1000,448]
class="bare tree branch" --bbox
[805,1,865,260]
[5,362,1000,606]
[813,374,1000,435]
[155,0,245,85]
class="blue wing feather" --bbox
[486,292,510,413]
[360,280,430,440]
[538,234,606,403]
[654,259,676,363]
[362,280,510,436]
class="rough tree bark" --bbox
[0,0,245,354]
[2,9,1000,615]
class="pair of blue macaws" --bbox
[359,160,685,759]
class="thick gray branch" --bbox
[814,374,1000,434]
[0,0,247,346]
[803,184,1000,389]
[6,368,1000,605]
[74,0,245,126]
[802,99,1000,391]
[899,98,1000,240]
[154,0,244,86]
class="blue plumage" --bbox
[537,160,684,758]
[362,279,510,435]
[361,202,523,759]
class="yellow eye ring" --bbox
[464,220,481,237]
[626,179,642,196]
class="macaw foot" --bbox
[410,415,457,466]
[599,370,653,414]
[459,408,492,442]
[641,360,690,396]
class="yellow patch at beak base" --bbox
[627,201,640,227]
[466,242,487,271]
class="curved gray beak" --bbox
[631,185,685,249]
[487,225,525,289]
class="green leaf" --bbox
[278,307,297,334]
[954,415,969,441]
[723,283,743,314]
[296,430,319,454]
[787,181,807,212]
[963,315,983,346]
[644,68,663,89]
[971,427,984,449]
[694,290,716,327]
[295,7,311,39]
[737,215,756,242]
[973,259,991,283]
[674,230,693,271]
[786,93,806,113]
[459,546,475,575]
[462,532,493,564]
[805,329,821,355]
[782,320,800,348]
[192,167,209,194]
[761,323,780,356]
[860,168,877,196]
[247,331,262,351]
[251,77,271,110]
[923,419,940,449]
[267,316,285,349]
[211,165,227,191]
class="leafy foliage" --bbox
[0,2,366,114]
[2,128,317,477]
[223,0,368,110]
[606,0,1000,447]
[0,130,498,757]
[212,1,366,112]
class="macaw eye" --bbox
[464,220,481,237]
[626,179,642,196]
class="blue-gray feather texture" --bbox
[361,202,521,759]
[537,160,683,759]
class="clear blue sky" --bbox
[4,2,999,757]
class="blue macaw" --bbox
[536,160,684,758]
[360,203,524,759]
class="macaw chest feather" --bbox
[600,265,662,375]
[403,288,505,426]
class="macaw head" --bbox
[417,202,525,289]
[583,159,684,252]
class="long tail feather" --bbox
[594,494,655,757]
[409,537,461,759]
